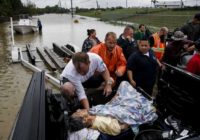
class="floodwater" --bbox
[0,14,125,139]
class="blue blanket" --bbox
[89,81,158,134]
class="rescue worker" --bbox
[149,27,169,61]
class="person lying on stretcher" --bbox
[68,81,157,136]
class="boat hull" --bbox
[13,25,38,34]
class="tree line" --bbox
[0,0,23,16]
[0,0,70,17]
[1,0,199,18]
[0,0,130,18]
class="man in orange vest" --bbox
[90,32,127,86]
[149,27,169,61]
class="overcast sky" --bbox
[22,0,199,8]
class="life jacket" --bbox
[152,33,165,61]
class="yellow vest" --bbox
[152,33,165,61]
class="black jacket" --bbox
[117,34,137,60]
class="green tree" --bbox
[0,0,23,16]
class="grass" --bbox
[77,8,199,31]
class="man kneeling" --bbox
[60,52,113,110]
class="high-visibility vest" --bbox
[152,33,165,61]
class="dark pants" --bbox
[38,26,42,31]
[82,75,104,89]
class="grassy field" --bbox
[77,8,199,31]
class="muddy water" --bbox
[0,14,125,139]
[0,22,33,140]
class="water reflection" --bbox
[14,32,43,46]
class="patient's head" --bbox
[69,109,92,132]
[72,109,89,118]
[68,116,86,132]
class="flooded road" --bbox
[14,14,125,50]
[0,14,125,139]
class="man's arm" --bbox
[127,54,137,87]
[127,70,136,87]
[101,68,112,97]
[156,58,162,68]
[94,53,112,96]
[80,99,90,110]
[69,77,90,110]
[75,83,90,110]
[116,49,127,77]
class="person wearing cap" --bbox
[186,39,200,76]
[181,12,200,41]
[162,31,194,66]
[149,27,169,61]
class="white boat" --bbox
[13,14,38,34]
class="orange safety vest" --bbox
[152,33,165,61]
[90,43,127,82]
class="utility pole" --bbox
[180,0,183,8]
[70,0,73,17]
[107,0,108,9]
[126,0,128,8]
[96,0,99,9]
[58,0,61,8]
[26,0,29,6]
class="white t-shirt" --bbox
[60,53,106,100]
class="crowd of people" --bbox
[59,12,200,137]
